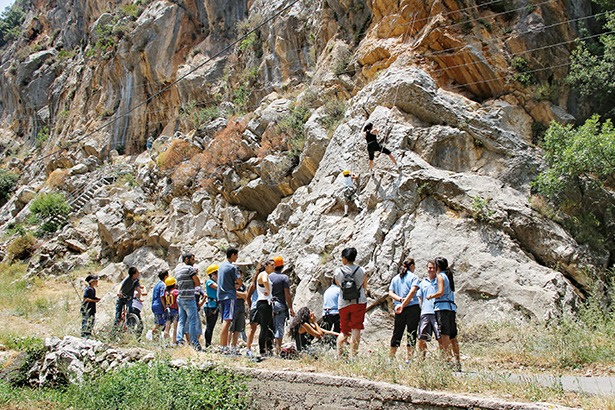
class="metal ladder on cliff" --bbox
[45,174,117,231]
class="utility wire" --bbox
[7,2,605,123]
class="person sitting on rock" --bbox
[363,122,397,172]
[341,170,363,217]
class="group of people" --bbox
[80,245,459,369]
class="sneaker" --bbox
[245,349,253,358]
[343,213,348,217]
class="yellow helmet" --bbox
[164,276,177,287]
[342,170,350,176]
[206,264,219,275]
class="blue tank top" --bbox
[434,271,456,312]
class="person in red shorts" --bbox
[333,247,368,358]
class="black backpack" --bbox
[341,266,361,301]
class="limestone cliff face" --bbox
[0,0,606,332]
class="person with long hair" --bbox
[432,256,461,370]
[389,258,421,361]
[255,258,275,356]
[363,122,397,172]
[288,307,338,352]
[245,261,264,356]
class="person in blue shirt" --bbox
[389,259,420,361]
[151,270,168,340]
[432,256,460,370]
[217,247,242,350]
[203,264,219,348]
[416,260,440,356]
[322,278,340,333]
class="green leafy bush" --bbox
[0,169,18,203]
[30,192,70,232]
[0,360,250,409]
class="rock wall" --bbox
[0,0,607,332]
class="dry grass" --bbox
[1,265,614,409]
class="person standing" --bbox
[175,253,202,351]
[334,247,368,358]
[322,277,341,333]
[269,256,295,355]
[417,260,440,356]
[389,259,421,361]
[151,270,168,340]
[217,247,242,351]
[363,122,397,172]
[114,267,141,327]
[256,259,274,356]
[340,170,362,217]
[229,280,248,353]
[432,256,461,370]
[81,274,100,338]
[203,264,219,348]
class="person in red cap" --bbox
[269,255,295,355]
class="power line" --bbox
[6,0,608,151]
[38,0,304,160]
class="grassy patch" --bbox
[0,360,250,409]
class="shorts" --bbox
[436,310,458,339]
[273,310,288,339]
[219,299,235,322]
[154,313,167,326]
[390,304,421,347]
[368,144,391,160]
[167,308,179,323]
[249,307,259,324]
[230,310,246,332]
[418,314,440,342]
[339,303,367,335]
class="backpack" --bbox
[341,266,361,301]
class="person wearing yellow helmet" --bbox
[164,276,179,341]
[203,264,219,348]
[341,170,363,217]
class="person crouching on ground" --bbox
[289,307,339,353]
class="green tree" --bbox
[567,13,615,119]
[533,116,615,196]
[533,116,615,251]
[0,3,25,47]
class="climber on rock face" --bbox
[363,122,397,173]
[341,170,362,217]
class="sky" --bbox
[0,0,13,13]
